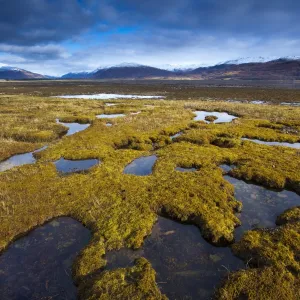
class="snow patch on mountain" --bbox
[0,66,24,72]
[220,56,300,65]
[158,64,208,71]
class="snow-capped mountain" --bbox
[157,64,209,72]
[92,63,145,73]
[92,63,172,79]
[220,56,300,65]
[0,65,46,79]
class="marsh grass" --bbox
[1,93,300,299]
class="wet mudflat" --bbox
[225,175,300,241]
[0,217,91,300]
[55,158,99,174]
[96,113,126,119]
[124,155,157,176]
[193,111,237,123]
[56,119,90,136]
[0,146,47,172]
[106,216,244,300]
[242,138,300,149]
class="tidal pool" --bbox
[0,217,91,300]
[170,132,183,140]
[193,111,237,123]
[106,216,244,300]
[175,166,198,172]
[56,119,90,136]
[242,138,300,149]
[55,94,165,100]
[96,114,126,119]
[0,146,47,172]
[55,158,99,174]
[225,175,300,240]
[124,155,157,176]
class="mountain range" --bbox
[1,57,300,80]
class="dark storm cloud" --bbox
[100,0,300,37]
[0,0,98,45]
[1,0,300,74]
[1,0,300,47]
[0,44,67,60]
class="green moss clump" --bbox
[217,216,300,300]
[205,115,218,123]
[78,258,167,300]
[276,206,300,225]
[217,266,300,300]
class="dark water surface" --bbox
[0,217,91,300]
[124,155,157,176]
[106,216,244,300]
[0,146,47,172]
[55,158,99,174]
[175,166,198,172]
[56,119,90,136]
[225,175,300,240]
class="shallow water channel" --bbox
[0,217,91,300]
[96,113,126,119]
[124,155,157,175]
[193,111,237,123]
[242,138,300,149]
[170,132,183,140]
[175,166,198,172]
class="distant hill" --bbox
[91,63,173,79]
[3,57,300,80]
[61,72,91,79]
[189,59,300,80]
[0,66,46,80]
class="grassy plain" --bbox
[0,81,300,299]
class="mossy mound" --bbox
[205,115,218,122]
[78,258,167,300]
[217,212,300,300]
[217,266,300,300]
[276,206,300,225]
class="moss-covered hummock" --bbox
[217,208,300,300]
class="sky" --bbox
[0,0,300,76]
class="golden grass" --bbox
[1,94,300,299]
